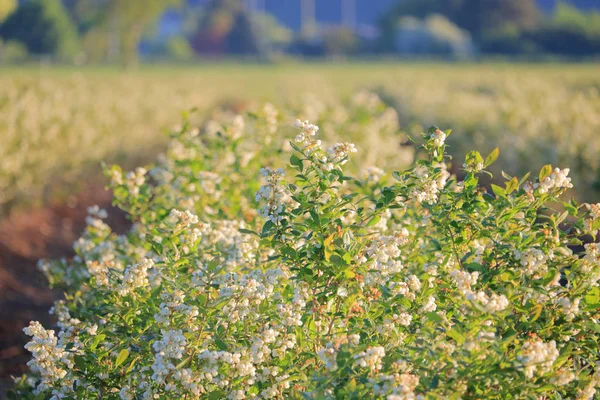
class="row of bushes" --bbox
[11,98,600,399]
[482,4,600,56]
[386,2,600,59]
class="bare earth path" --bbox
[0,185,129,396]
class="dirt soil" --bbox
[0,184,130,396]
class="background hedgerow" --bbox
[10,101,600,399]
[1,64,600,215]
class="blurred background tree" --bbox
[323,27,358,56]
[252,12,292,53]
[0,0,78,59]
[480,3,600,56]
[190,0,243,55]
[394,14,473,59]
[0,0,16,23]
[82,0,183,66]
[528,3,600,55]
[225,11,263,55]
[379,0,540,51]
[189,0,290,57]
[165,36,195,61]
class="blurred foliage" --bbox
[382,0,600,57]
[190,0,243,55]
[74,0,182,65]
[165,36,195,61]
[0,0,15,23]
[142,35,195,61]
[527,3,600,56]
[0,38,27,63]
[394,14,473,59]
[225,11,263,55]
[0,0,79,59]
[323,27,358,56]
[481,3,600,56]
[480,24,538,55]
[381,0,540,50]
[253,12,293,49]
[189,0,290,57]
[551,2,600,35]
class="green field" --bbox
[2,62,600,213]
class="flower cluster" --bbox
[117,258,154,296]
[22,321,73,394]
[354,346,386,372]
[294,119,321,153]
[515,248,548,277]
[429,128,446,147]
[537,168,573,194]
[518,339,559,379]
[327,142,357,165]
[256,167,289,224]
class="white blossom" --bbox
[518,339,559,378]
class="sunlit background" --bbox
[0,0,599,62]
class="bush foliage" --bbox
[11,99,600,399]
[0,0,78,59]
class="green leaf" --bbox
[74,355,87,371]
[535,385,556,393]
[126,357,138,374]
[556,210,569,225]
[499,272,513,282]
[330,254,344,266]
[491,184,506,199]
[290,154,303,172]
[446,328,465,344]
[343,269,355,279]
[584,287,600,306]
[366,215,381,228]
[324,233,335,248]
[563,201,578,216]
[115,349,129,368]
[214,337,228,351]
[342,252,353,264]
[426,312,443,323]
[90,334,106,351]
[584,321,600,333]
[484,148,499,167]
[176,356,192,369]
[520,171,531,182]
[466,150,484,165]
[309,210,320,226]
[261,220,276,237]
[295,327,305,349]
[347,377,357,391]
[530,304,543,322]
[208,390,225,400]
[381,188,396,204]
[539,164,553,182]
[505,177,519,194]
